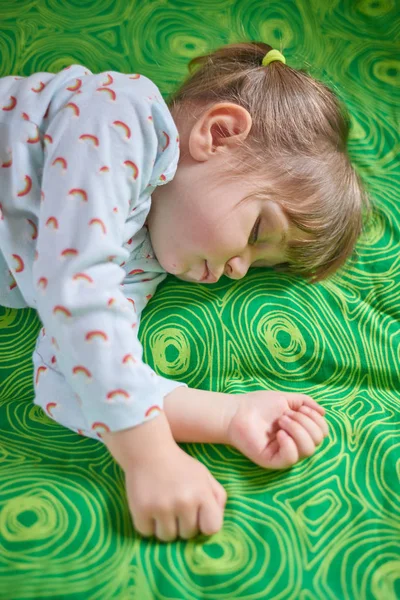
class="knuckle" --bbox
[132,501,149,517]
[176,493,197,511]
[140,498,170,516]
[155,501,173,515]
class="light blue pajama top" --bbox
[0,65,186,435]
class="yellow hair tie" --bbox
[262,49,286,66]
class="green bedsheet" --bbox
[0,1,399,598]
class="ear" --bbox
[188,103,252,162]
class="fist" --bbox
[227,390,329,469]
[125,442,227,541]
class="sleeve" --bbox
[32,85,185,435]
[119,258,188,401]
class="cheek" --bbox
[180,210,217,247]
[193,221,241,257]
[190,228,215,248]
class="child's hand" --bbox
[227,391,328,469]
[125,440,227,542]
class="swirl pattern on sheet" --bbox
[0,0,399,598]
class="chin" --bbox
[156,254,182,276]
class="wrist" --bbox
[163,386,240,445]
[102,411,176,471]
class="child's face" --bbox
[148,154,293,284]
[147,101,303,284]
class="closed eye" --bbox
[249,217,261,245]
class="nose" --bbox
[224,256,250,280]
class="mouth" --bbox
[199,261,218,283]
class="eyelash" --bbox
[249,217,261,245]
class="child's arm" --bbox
[102,412,227,542]
[163,387,329,469]
[103,387,327,541]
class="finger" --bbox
[178,507,200,540]
[257,431,297,469]
[286,393,325,415]
[132,513,155,538]
[278,414,316,457]
[198,494,224,536]
[285,409,325,445]
[301,398,326,416]
[298,405,329,437]
[209,475,227,509]
[154,515,178,542]
[274,430,299,468]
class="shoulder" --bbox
[65,69,178,141]
[97,72,180,186]
[101,72,178,139]
[45,68,180,186]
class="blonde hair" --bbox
[167,41,371,282]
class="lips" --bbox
[200,261,218,283]
[200,261,209,281]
